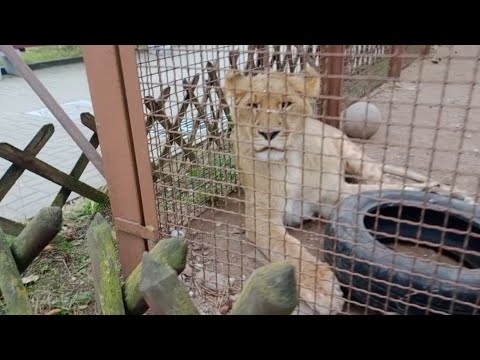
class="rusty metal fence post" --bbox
[324,45,346,129]
[81,45,159,278]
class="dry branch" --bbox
[86,213,125,315]
[139,252,199,315]
[11,206,63,274]
[0,227,33,315]
[123,236,188,314]
[230,261,299,315]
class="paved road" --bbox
[0,62,105,222]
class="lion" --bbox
[223,63,475,315]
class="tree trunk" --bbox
[85,213,125,315]
[0,228,33,314]
[123,236,188,314]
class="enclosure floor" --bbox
[360,45,480,196]
[168,45,479,315]
[179,188,464,315]
[0,63,105,222]
[179,189,346,315]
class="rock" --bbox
[183,264,193,277]
[198,270,229,292]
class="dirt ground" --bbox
[176,45,480,315]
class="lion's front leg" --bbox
[243,199,345,314]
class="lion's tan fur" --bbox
[224,64,473,315]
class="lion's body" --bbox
[224,64,474,315]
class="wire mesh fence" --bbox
[134,45,480,315]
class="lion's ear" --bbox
[288,63,322,98]
[224,69,250,98]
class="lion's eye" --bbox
[247,103,259,109]
[281,102,293,109]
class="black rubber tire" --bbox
[324,190,480,315]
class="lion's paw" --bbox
[299,267,345,315]
[300,284,345,315]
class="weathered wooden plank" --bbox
[0,124,54,201]
[0,142,108,204]
[51,133,100,207]
[52,112,101,207]
[80,112,97,132]
[0,216,24,237]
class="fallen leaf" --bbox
[78,305,88,310]
[22,275,39,285]
[45,309,62,315]
[44,245,53,252]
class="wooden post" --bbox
[139,251,199,315]
[230,261,299,315]
[11,206,63,273]
[0,228,33,314]
[325,45,346,129]
[389,45,405,78]
[123,236,188,314]
[82,45,153,277]
[86,214,126,315]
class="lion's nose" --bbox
[258,130,280,141]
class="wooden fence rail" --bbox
[0,113,107,236]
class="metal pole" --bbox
[0,45,105,177]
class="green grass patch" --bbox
[0,45,82,66]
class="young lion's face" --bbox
[225,65,321,161]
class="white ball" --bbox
[341,101,382,139]
[170,228,186,239]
